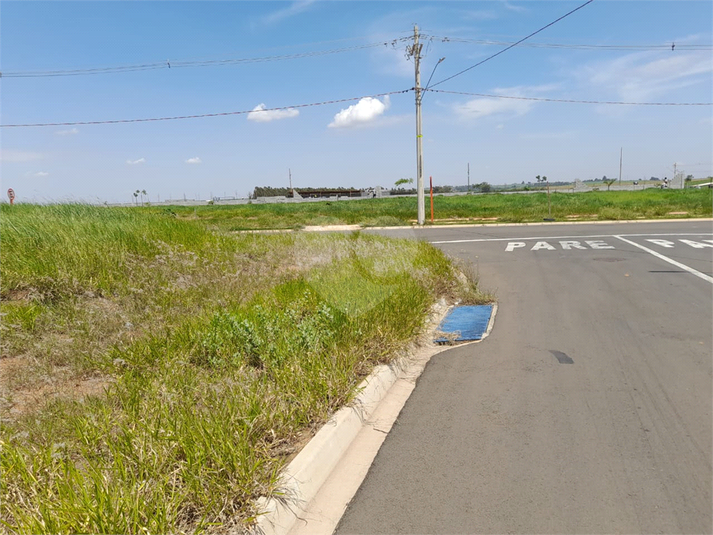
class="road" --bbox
[336,220,713,534]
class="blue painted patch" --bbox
[435,305,494,343]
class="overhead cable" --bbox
[423,35,712,51]
[0,90,410,127]
[429,0,596,88]
[426,88,713,106]
[1,39,410,78]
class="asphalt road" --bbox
[336,220,713,535]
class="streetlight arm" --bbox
[424,57,446,92]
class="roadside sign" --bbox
[7,188,15,205]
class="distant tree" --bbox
[604,178,616,191]
[685,174,694,187]
[479,182,491,193]
[394,178,413,188]
[602,175,607,181]
[536,175,552,218]
[140,189,147,204]
[133,190,139,206]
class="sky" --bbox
[1,0,712,204]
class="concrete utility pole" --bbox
[410,24,425,225]
[468,163,470,191]
[619,147,623,185]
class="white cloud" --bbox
[500,0,527,13]
[578,50,712,103]
[55,127,79,136]
[185,157,202,164]
[126,158,146,165]
[453,85,559,121]
[373,45,413,78]
[247,103,300,123]
[456,96,532,120]
[328,96,391,128]
[24,171,49,178]
[261,0,319,25]
[0,149,45,162]
[459,9,498,21]
[520,130,578,140]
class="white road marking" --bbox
[614,236,713,284]
[505,239,616,251]
[505,242,526,252]
[680,239,713,249]
[586,240,615,249]
[531,241,556,251]
[559,240,587,250]
[646,239,675,248]
[431,232,713,244]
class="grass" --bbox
[0,204,486,534]
[163,188,712,230]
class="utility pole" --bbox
[619,147,623,185]
[467,163,470,192]
[289,168,293,196]
[408,24,425,225]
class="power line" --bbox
[426,88,713,106]
[0,90,410,128]
[422,34,712,51]
[429,0,596,89]
[1,39,410,78]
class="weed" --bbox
[0,205,488,533]
[157,189,712,230]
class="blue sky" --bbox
[2,1,711,203]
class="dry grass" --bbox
[0,204,488,534]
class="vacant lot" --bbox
[1,204,485,534]
[168,189,713,230]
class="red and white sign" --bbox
[7,188,15,204]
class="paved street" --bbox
[336,221,713,534]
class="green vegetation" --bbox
[165,188,712,230]
[0,204,484,534]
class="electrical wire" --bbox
[428,0,596,89]
[0,90,411,127]
[1,39,410,78]
[426,88,713,106]
[423,34,712,51]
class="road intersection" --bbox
[332,220,712,534]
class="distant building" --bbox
[289,188,364,199]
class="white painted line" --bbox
[614,236,713,284]
[363,218,713,231]
[431,232,713,244]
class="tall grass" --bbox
[1,205,481,533]
[1,203,226,300]
[164,188,713,230]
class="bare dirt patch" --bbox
[1,356,110,418]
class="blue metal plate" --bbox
[434,305,493,343]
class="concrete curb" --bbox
[364,217,713,231]
[249,361,401,535]
[234,218,713,235]
[249,303,498,535]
